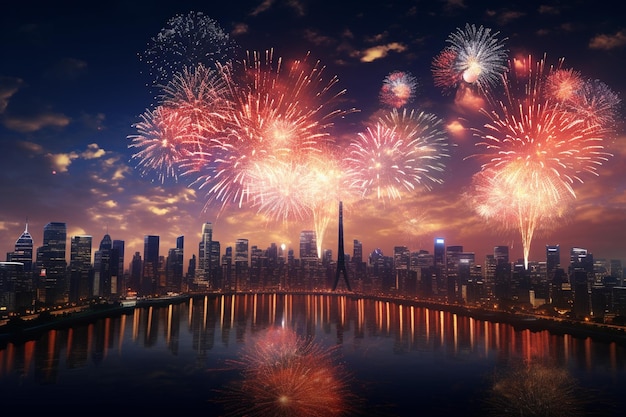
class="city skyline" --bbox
[3,217,623,270]
[1,1,625,267]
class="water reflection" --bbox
[217,326,357,416]
[0,293,624,416]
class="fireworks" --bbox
[347,108,450,202]
[466,165,574,268]
[484,361,587,417]
[467,55,614,268]
[127,105,196,183]
[217,327,357,416]
[432,23,508,94]
[379,71,418,108]
[191,49,356,212]
[139,11,238,88]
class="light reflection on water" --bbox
[0,293,625,416]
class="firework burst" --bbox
[484,361,588,417]
[139,11,238,88]
[217,327,358,416]
[194,49,356,213]
[432,23,508,94]
[347,108,450,202]
[127,105,196,183]
[379,70,418,108]
[467,54,615,268]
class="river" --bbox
[1,293,624,416]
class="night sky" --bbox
[1,0,625,268]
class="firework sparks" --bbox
[194,49,356,213]
[432,23,508,94]
[466,165,574,269]
[347,109,450,202]
[467,55,615,268]
[127,105,196,183]
[217,327,357,416]
[379,71,418,108]
[485,361,588,417]
[139,11,238,88]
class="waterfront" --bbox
[1,293,625,416]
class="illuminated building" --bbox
[94,233,112,298]
[142,235,159,296]
[69,235,92,302]
[7,221,33,273]
[36,222,67,305]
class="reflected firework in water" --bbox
[217,327,358,417]
[484,360,589,417]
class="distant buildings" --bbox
[2,219,626,324]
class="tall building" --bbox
[235,238,249,289]
[93,233,112,298]
[37,222,67,305]
[433,237,446,295]
[7,221,34,273]
[112,239,125,297]
[69,235,92,303]
[129,252,142,294]
[546,245,560,279]
[299,231,317,260]
[142,235,160,296]
[166,236,184,293]
[197,222,220,289]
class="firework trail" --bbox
[467,165,574,269]
[379,71,418,108]
[347,108,450,202]
[467,55,615,268]
[217,327,357,416]
[139,11,238,89]
[432,23,508,94]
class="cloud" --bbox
[81,143,106,159]
[589,30,626,50]
[250,0,275,16]
[3,112,71,132]
[303,29,335,47]
[359,42,407,62]
[0,76,23,113]
[232,23,249,36]
[46,151,79,173]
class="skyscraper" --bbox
[299,231,317,260]
[7,221,33,273]
[546,244,560,280]
[69,235,92,302]
[37,222,67,305]
[112,239,125,296]
[235,238,249,289]
[197,222,220,289]
[166,236,184,293]
[142,235,159,296]
[333,201,351,291]
[93,233,112,298]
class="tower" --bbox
[333,201,351,291]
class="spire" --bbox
[24,217,28,233]
[333,201,351,291]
